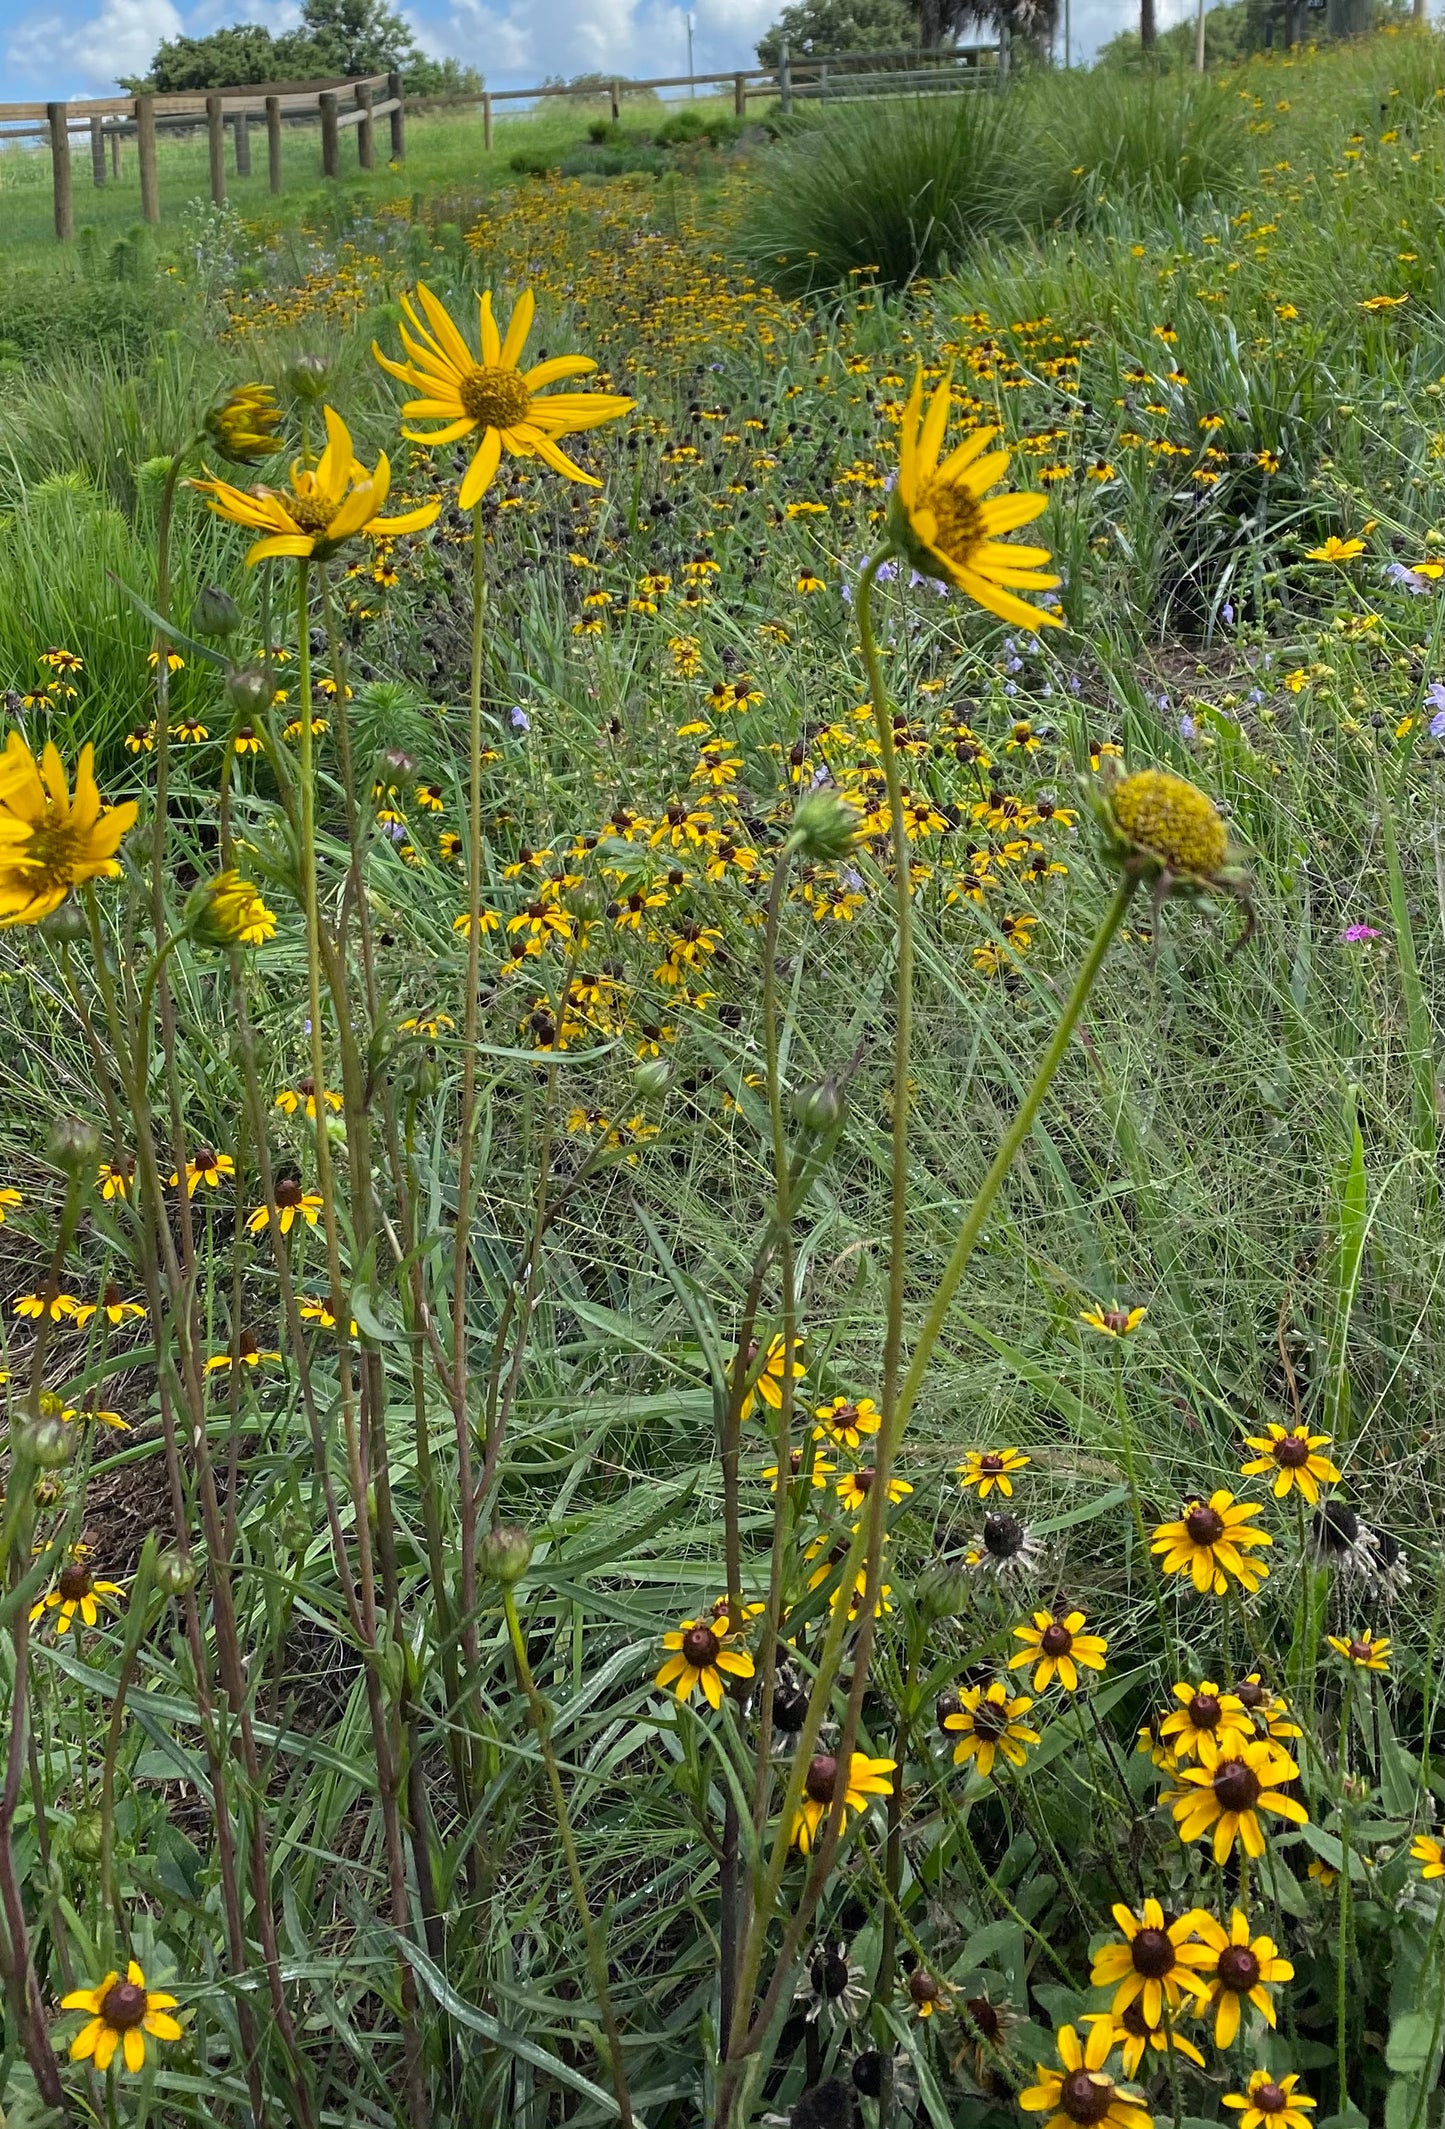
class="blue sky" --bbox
[0,0,1205,105]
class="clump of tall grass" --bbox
[1027,69,1249,221]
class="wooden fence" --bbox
[0,41,1002,244]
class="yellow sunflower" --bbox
[0,734,138,928]
[1239,1423,1340,1503]
[1193,1909,1294,2047]
[889,371,1062,630]
[1224,2071,1316,2129]
[957,1446,1030,1498]
[1150,1490,1272,1595]
[1010,1608,1108,1692]
[654,1616,754,1709]
[943,1681,1040,1777]
[789,1750,895,1853]
[1084,2004,1205,2080]
[1088,1898,1213,2027]
[374,283,635,508]
[1158,1679,1254,1764]
[191,406,438,565]
[1326,1629,1389,1673]
[1167,1738,1307,1863]
[62,1959,182,2073]
[1019,2021,1152,2129]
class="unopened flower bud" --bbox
[20,1413,74,1469]
[155,1547,199,1595]
[184,870,277,950]
[225,667,274,718]
[46,1114,102,1176]
[634,1058,672,1100]
[791,1076,844,1133]
[480,1523,534,1586]
[69,1808,104,1862]
[786,789,860,862]
[195,585,242,638]
[286,354,331,404]
[39,902,90,944]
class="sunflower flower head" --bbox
[374,283,635,509]
[1167,1739,1307,1864]
[61,1958,182,2073]
[0,735,138,929]
[1095,762,1251,914]
[1019,2019,1152,2129]
[889,371,1061,630]
[191,406,438,566]
[185,869,277,949]
[1151,1490,1272,1595]
[654,1615,754,1709]
[204,382,284,466]
[1194,1909,1295,2047]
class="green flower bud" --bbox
[69,1808,104,1862]
[225,669,274,721]
[286,354,331,404]
[39,902,91,945]
[790,1077,844,1134]
[46,1114,102,1176]
[195,585,242,638]
[19,1414,74,1469]
[480,1523,534,1586]
[786,789,860,863]
[155,1547,199,1595]
[633,1058,672,1101]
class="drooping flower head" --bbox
[889,371,1062,630]
[0,735,138,928]
[191,407,438,566]
[374,283,635,508]
[204,382,284,466]
[788,1750,894,1853]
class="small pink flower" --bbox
[1339,924,1381,944]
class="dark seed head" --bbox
[1185,1500,1226,1546]
[1059,2067,1115,2123]
[99,1980,148,2029]
[773,1669,810,1733]
[907,1968,940,2007]
[1188,1691,1223,1729]
[1130,1926,1175,1978]
[1313,1501,1360,1550]
[1217,1944,1262,1992]
[805,1754,839,1804]
[850,2050,883,2098]
[58,1564,92,1602]
[1040,1622,1073,1658]
[982,1512,1025,1560]
[965,1995,1001,2040]
[1213,1760,1262,1813]
[1253,2085,1288,2114]
[681,1625,721,1669]
[1234,1676,1266,1709]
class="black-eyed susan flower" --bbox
[1019,2020,1151,2129]
[1158,1679,1253,1764]
[654,1615,754,1709]
[298,1296,359,1335]
[274,1080,343,1119]
[0,1187,21,1222]
[1010,1609,1107,1692]
[72,1284,146,1328]
[889,373,1061,631]
[1409,1833,1445,1880]
[171,1148,235,1198]
[957,1447,1029,1499]
[944,1682,1040,1777]
[205,1329,281,1373]
[1223,2071,1316,2129]
[1193,1910,1294,2047]
[836,1464,911,1514]
[798,1941,869,2023]
[1151,1491,1272,1595]
[1239,1423,1340,1504]
[789,1750,895,1853]
[14,1287,79,1321]
[1167,1738,1307,1863]
[906,1967,950,2018]
[1085,2003,1204,2080]
[97,1159,134,1200]
[1088,1899,1214,2027]
[0,734,138,928]
[812,1394,879,1449]
[1326,1628,1390,1672]
[374,283,634,508]
[1307,1857,1339,1892]
[247,1178,324,1236]
[62,1392,129,1431]
[30,1553,125,1632]
[740,1334,806,1420]
[61,1959,182,2073]
[1079,1302,1147,1337]
[192,407,438,566]
[170,718,208,742]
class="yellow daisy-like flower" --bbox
[374,282,635,509]
[741,1334,806,1420]
[1224,2071,1316,2129]
[191,406,439,566]
[1194,1909,1294,2048]
[98,1159,134,1200]
[0,734,138,928]
[943,1681,1040,1778]
[1158,1679,1254,1765]
[247,1177,325,1236]
[1326,1629,1390,1672]
[171,1148,235,1197]
[1239,1423,1340,1504]
[788,1749,895,1853]
[189,869,277,948]
[1019,2020,1152,2129]
[1151,1490,1272,1595]
[1231,1673,1301,1744]
[61,1959,182,2074]
[812,1394,880,1449]
[1307,1857,1338,1891]
[836,1464,912,1514]
[30,1556,126,1633]
[1010,1609,1108,1692]
[0,1187,21,1221]
[1167,1738,1308,1864]
[1409,1833,1444,1880]
[14,1287,79,1321]
[889,370,1062,630]
[654,1615,755,1709]
[72,1284,146,1328]
[274,1081,343,1119]
[1088,1898,1214,2027]
[205,1329,281,1373]
[957,1446,1030,1499]
[1083,2003,1205,2080]
[1079,1302,1147,1337]
[762,1448,834,1491]
[1305,536,1365,562]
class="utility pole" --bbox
[686,12,695,91]
[1194,0,1207,68]
[1064,0,1071,66]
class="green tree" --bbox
[284,0,421,77]
[756,0,914,66]
[128,22,280,91]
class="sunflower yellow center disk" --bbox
[1112,769,1227,877]
[285,489,338,535]
[459,365,533,429]
[917,478,986,566]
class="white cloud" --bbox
[429,0,777,88]
[5,0,183,90]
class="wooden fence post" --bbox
[387,70,405,161]
[319,90,339,178]
[207,93,226,202]
[233,111,251,174]
[355,81,374,168]
[482,90,493,150]
[609,79,621,120]
[110,125,121,177]
[47,102,73,240]
[266,95,282,190]
[734,71,746,116]
[136,95,158,222]
[90,114,106,185]
[779,41,793,114]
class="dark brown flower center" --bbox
[459,365,532,430]
[194,1148,220,1174]
[973,1697,1009,1740]
[1131,1926,1176,1978]
[908,1968,940,2006]
[1102,1307,1132,1333]
[1189,1692,1222,1729]
[1235,1677,1266,1709]
[805,1754,839,1803]
[982,1513,1024,1559]
[100,1980,148,2029]
[58,1564,92,1602]
[966,1995,1000,2039]
[851,1466,876,1495]
[1253,2085,1288,2114]
[276,1178,305,1207]
[1185,1501,1225,1545]
[1217,1945,1261,1992]
[1060,2068,1115,2124]
[1213,1760,1261,1813]
[1040,1622,1073,1658]
[681,1625,721,1668]
[1120,1999,1152,2038]
[1275,1434,1310,1468]
[1347,1639,1372,1662]
[978,1451,1005,1473]
[813,1950,850,1997]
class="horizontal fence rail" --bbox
[1,42,1002,242]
